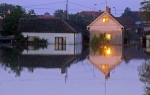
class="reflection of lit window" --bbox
[55,37,66,50]
[101,64,109,70]
[106,34,111,40]
[104,46,111,55]
[102,17,109,22]
[106,48,110,54]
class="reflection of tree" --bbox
[1,47,23,76]
[138,60,150,95]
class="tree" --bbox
[2,5,36,36]
[121,7,132,17]
[0,3,16,18]
[138,60,150,95]
[54,9,66,19]
[139,0,150,22]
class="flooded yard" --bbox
[0,45,150,95]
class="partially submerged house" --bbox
[18,18,82,44]
[87,6,137,44]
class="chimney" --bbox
[106,6,111,13]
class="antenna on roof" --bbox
[106,0,107,6]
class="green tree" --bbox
[138,60,150,95]
[54,9,66,19]
[121,7,132,17]
[139,0,150,22]
[2,5,36,36]
[0,3,16,17]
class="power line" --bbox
[68,1,93,9]
[23,1,66,7]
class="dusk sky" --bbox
[1,0,143,16]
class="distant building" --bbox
[36,12,55,18]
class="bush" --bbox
[89,33,110,54]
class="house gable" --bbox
[87,12,124,30]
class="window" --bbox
[55,37,66,50]
[106,34,111,40]
[102,17,109,22]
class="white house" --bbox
[87,6,137,44]
[22,44,82,55]
[18,18,82,45]
[87,46,123,79]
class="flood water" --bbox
[0,44,150,95]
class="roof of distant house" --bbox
[115,17,137,31]
[37,12,55,18]
[18,18,77,33]
[131,11,144,22]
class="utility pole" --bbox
[106,0,107,6]
[94,4,97,20]
[66,0,69,19]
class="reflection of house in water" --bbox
[19,44,83,81]
[87,46,123,79]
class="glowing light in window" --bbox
[102,18,109,22]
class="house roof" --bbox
[88,11,124,28]
[115,17,137,31]
[19,55,77,68]
[131,11,144,22]
[18,18,77,33]
[0,19,3,31]
[87,11,137,31]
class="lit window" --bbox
[102,17,109,22]
[101,64,109,70]
[55,37,66,50]
[106,34,111,40]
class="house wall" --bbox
[22,33,75,44]
[88,13,123,44]
[75,33,82,44]
[22,44,82,55]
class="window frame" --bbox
[55,37,66,51]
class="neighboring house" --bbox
[87,6,137,44]
[131,11,150,32]
[36,12,55,18]
[18,18,82,45]
[87,46,123,79]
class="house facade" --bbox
[18,18,82,44]
[22,44,82,55]
[87,6,137,44]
